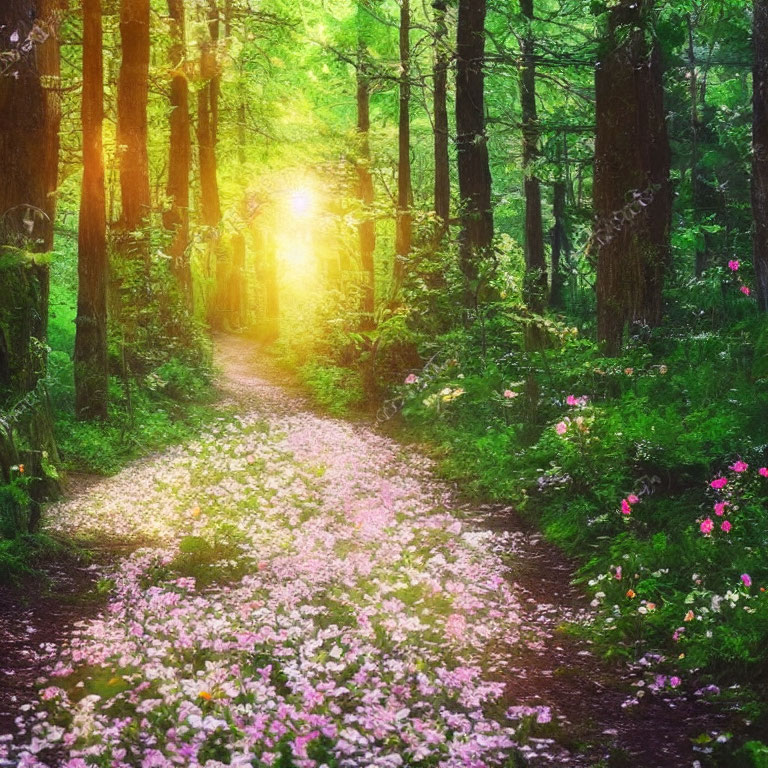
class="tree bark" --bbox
[198,40,221,229]
[520,0,547,311]
[164,0,192,300]
[356,6,376,328]
[753,0,768,311]
[456,0,493,307]
[0,0,62,526]
[74,0,108,421]
[117,0,151,258]
[393,0,412,288]
[433,0,450,238]
[550,180,568,309]
[594,0,671,355]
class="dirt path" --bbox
[215,335,725,768]
[0,335,726,768]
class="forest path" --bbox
[0,335,721,768]
[213,335,721,768]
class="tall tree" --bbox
[433,0,450,238]
[594,0,671,354]
[164,0,192,300]
[74,0,108,421]
[753,0,768,311]
[117,0,151,258]
[393,0,412,287]
[356,2,376,328]
[0,0,62,527]
[519,0,547,310]
[198,36,222,230]
[456,0,493,307]
[550,180,568,309]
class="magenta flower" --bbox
[714,501,728,516]
[729,460,748,473]
[669,676,682,688]
[555,421,568,435]
[741,573,752,587]
[728,260,740,271]
[760,467,768,478]
[721,520,732,533]
[710,477,728,490]
[700,518,714,535]
[627,493,639,505]
[621,499,632,515]
[741,285,751,296]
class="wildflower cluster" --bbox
[3,388,566,768]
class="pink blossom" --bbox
[627,494,639,505]
[721,520,732,533]
[615,566,622,580]
[714,501,728,516]
[404,374,418,385]
[555,421,568,435]
[710,477,728,490]
[621,499,632,515]
[700,518,714,535]
[729,460,748,473]
[669,676,682,688]
[728,260,740,271]
[503,389,517,399]
[760,467,768,478]
[741,285,751,296]
[741,573,752,587]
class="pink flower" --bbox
[714,501,728,516]
[555,421,568,435]
[700,518,714,535]
[627,494,640,505]
[721,520,732,533]
[669,676,682,688]
[503,389,518,399]
[729,460,748,473]
[404,373,418,385]
[615,566,622,580]
[728,260,740,271]
[760,467,768,478]
[710,477,728,489]
[740,285,751,296]
[566,394,588,407]
[621,499,632,515]
[741,573,752,587]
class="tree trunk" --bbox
[207,1,220,146]
[433,0,450,239]
[117,0,151,259]
[198,41,221,230]
[456,0,493,307]
[520,0,547,311]
[594,0,671,355]
[550,180,568,309]
[164,0,192,300]
[393,0,412,288]
[753,0,768,311]
[74,0,108,421]
[0,0,62,527]
[356,9,376,329]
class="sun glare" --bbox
[289,188,313,217]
